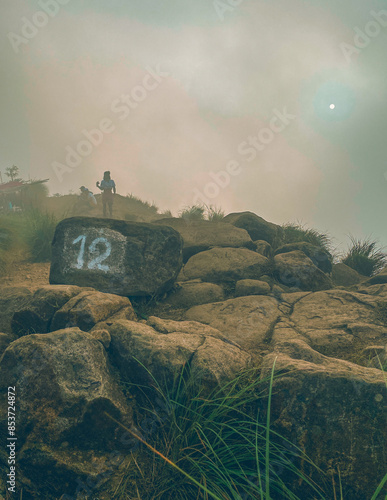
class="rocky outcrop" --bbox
[274,241,332,273]
[260,341,387,500]
[288,289,387,361]
[0,327,134,498]
[10,286,136,336]
[254,240,273,258]
[99,318,251,390]
[0,328,132,445]
[51,290,136,332]
[366,265,387,285]
[50,217,183,296]
[0,332,16,358]
[274,250,333,291]
[0,287,32,334]
[332,262,363,286]
[1,206,387,499]
[185,295,281,350]
[180,247,269,284]
[163,280,225,308]
[11,285,88,336]
[154,218,254,260]
[235,279,271,297]
[223,211,281,244]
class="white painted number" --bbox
[88,237,112,271]
[72,235,86,269]
[72,235,112,272]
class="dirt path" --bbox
[0,261,50,289]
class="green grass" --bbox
[24,210,57,262]
[178,205,225,222]
[178,205,206,220]
[277,222,332,254]
[0,214,26,275]
[340,236,386,277]
[126,193,159,213]
[206,205,225,222]
[0,210,58,268]
[108,361,325,500]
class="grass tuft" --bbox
[24,210,57,262]
[206,205,225,222]
[111,362,325,500]
[340,236,386,277]
[278,222,332,254]
[178,205,206,221]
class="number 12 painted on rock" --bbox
[72,235,112,272]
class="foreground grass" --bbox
[0,210,58,273]
[108,362,326,500]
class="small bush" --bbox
[206,205,225,222]
[178,205,205,220]
[24,211,57,262]
[278,222,332,254]
[341,236,386,277]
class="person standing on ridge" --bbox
[96,171,116,217]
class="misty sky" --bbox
[1,0,387,251]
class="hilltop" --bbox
[0,209,386,500]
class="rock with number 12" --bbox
[49,217,183,297]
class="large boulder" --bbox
[163,280,225,309]
[0,287,32,334]
[235,279,271,297]
[0,333,16,358]
[51,290,136,332]
[50,217,183,296]
[101,319,251,390]
[290,289,387,360]
[365,266,387,285]
[223,211,281,244]
[180,247,269,284]
[332,263,362,287]
[185,295,280,350]
[154,218,254,261]
[0,328,132,446]
[274,250,333,291]
[274,241,332,273]
[11,285,88,336]
[260,341,387,500]
[254,240,273,258]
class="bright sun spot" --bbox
[329,104,335,110]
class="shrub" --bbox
[24,210,58,262]
[178,205,206,220]
[278,222,332,254]
[206,205,225,222]
[341,236,386,277]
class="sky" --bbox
[1,0,387,251]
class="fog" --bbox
[1,0,387,249]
